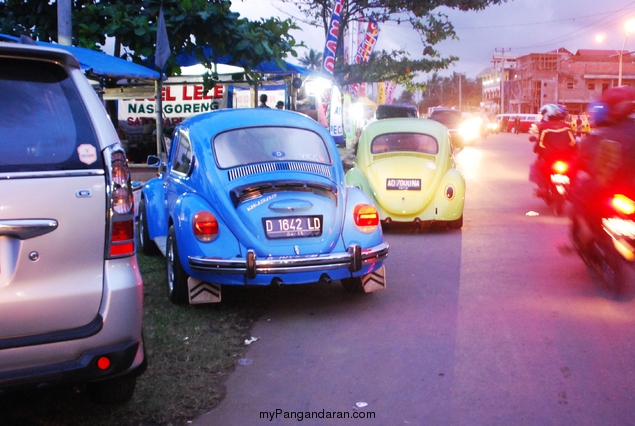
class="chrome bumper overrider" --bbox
[188,242,389,279]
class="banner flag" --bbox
[349,14,379,95]
[377,81,386,105]
[385,81,397,105]
[155,6,170,71]
[322,0,345,75]
[329,85,344,144]
[355,14,379,63]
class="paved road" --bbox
[193,132,635,426]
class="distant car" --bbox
[345,118,465,230]
[139,109,389,304]
[428,107,466,149]
[458,112,487,145]
[0,43,145,403]
[495,113,542,133]
[375,104,419,119]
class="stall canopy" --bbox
[174,46,313,77]
[0,34,161,81]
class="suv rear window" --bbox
[0,57,102,173]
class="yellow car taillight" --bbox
[354,204,379,233]
[612,194,635,215]
[552,161,568,175]
[193,211,219,242]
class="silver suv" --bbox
[0,43,145,403]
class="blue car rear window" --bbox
[213,127,332,169]
[371,133,439,155]
[0,57,102,173]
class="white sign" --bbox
[119,84,226,129]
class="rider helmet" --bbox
[540,104,567,121]
[587,101,609,127]
[598,86,635,124]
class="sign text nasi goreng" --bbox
[119,84,226,128]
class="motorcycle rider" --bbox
[571,86,635,247]
[529,104,578,196]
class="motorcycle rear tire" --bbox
[552,196,565,216]
[597,237,626,297]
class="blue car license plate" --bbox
[386,178,421,190]
[263,215,323,239]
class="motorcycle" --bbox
[570,191,635,295]
[529,135,573,215]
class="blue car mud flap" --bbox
[187,277,221,304]
[362,265,386,293]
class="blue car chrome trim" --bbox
[188,242,389,277]
[230,180,338,207]
[227,161,332,181]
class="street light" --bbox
[619,19,635,86]
[596,19,635,86]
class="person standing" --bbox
[276,101,284,110]
[258,94,270,108]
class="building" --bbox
[482,48,635,115]
[478,55,517,115]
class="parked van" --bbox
[494,113,541,133]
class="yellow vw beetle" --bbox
[346,118,465,230]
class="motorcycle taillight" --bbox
[552,161,568,174]
[612,194,635,215]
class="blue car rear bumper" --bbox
[188,242,389,283]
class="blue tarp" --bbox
[175,46,313,76]
[0,34,161,80]
[0,33,312,80]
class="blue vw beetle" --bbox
[139,109,388,304]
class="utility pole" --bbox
[57,0,72,46]
[495,48,511,114]
[458,73,462,111]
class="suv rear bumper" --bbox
[0,339,144,393]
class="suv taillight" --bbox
[107,150,136,258]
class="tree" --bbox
[298,47,323,69]
[0,0,301,91]
[418,72,482,112]
[395,89,414,105]
[278,0,506,90]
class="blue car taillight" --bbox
[193,211,219,242]
[106,149,136,258]
[354,204,380,233]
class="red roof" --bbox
[575,49,619,57]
